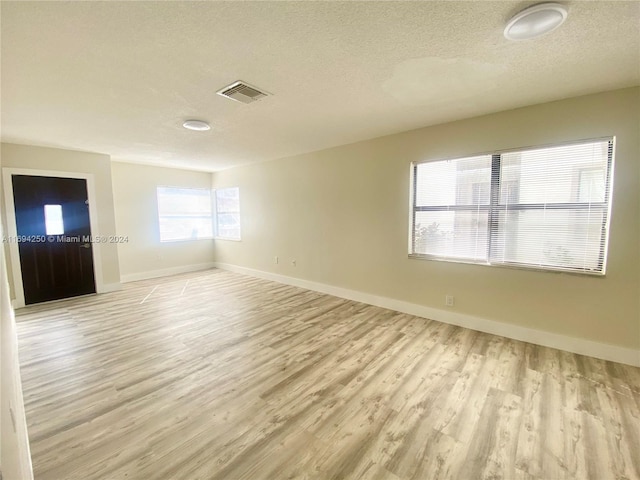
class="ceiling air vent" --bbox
[216,81,269,104]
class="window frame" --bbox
[409,137,615,276]
[213,186,241,241]
[156,185,214,243]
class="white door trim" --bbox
[2,168,105,308]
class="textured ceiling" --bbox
[2,1,639,171]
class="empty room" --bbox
[1,1,639,479]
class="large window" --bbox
[157,186,213,242]
[410,138,614,275]
[214,187,241,240]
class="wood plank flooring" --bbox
[15,269,640,480]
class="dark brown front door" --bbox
[12,175,96,304]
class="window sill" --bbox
[214,237,242,242]
[160,237,214,243]
[408,253,605,277]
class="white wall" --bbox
[0,168,33,479]
[212,87,640,365]
[111,161,215,281]
[1,143,122,299]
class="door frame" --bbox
[2,168,105,308]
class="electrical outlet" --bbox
[274,256,279,264]
[445,295,454,307]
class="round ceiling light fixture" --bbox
[504,3,568,41]
[182,119,211,131]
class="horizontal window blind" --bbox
[413,155,492,261]
[410,138,614,274]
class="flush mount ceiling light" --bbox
[182,120,210,131]
[504,3,568,41]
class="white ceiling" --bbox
[2,1,639,172]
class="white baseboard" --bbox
[98,282,123,293]
[213,262,640,367]
[11,298,25,309]
[120,262,216,283]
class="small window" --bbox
[44,204,64,235]
[156,187,213,242]
[214,187,241,240]
[410,138,614,275]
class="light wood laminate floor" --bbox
[16,269,640,480]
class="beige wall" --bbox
[111,162,214,280]
[0,168,33,479]
[1,143,121,297]
[212,87,640,351]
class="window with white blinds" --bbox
[157,186,213,242]
[214,187,241,240]
[410,138,614,275]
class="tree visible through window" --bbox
[410,138,614,274]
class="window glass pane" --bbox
[415,155,492,206]
[500,142,609,205]
[44,204,64,235]
[158,215,213,242]
[157,187,213,242]
[215,187,241,239]
[215,187,240,213]
[216,213,241,239]
[491,208,606,271]
[578,168,605,202]
[157,187,212,215]
[413,210,488,260]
